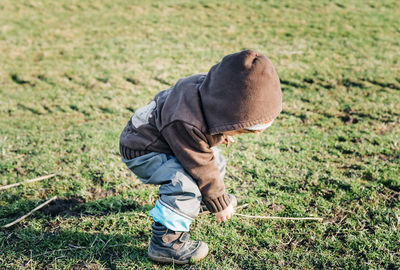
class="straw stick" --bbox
[2,196,57,228]
[235,213,323,221]
[0,173,58,191]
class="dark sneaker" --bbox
[200,194,237,213]
[148,222,209,264]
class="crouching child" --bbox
[119,49,282,264]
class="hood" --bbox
[199,49,282,135]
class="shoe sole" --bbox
[148,243,209,264]
[148,254,189,264]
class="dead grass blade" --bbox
[0,173,58,191]
[2,196,57,228]
[235,213,323,221]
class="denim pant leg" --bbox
[122,152,202,232]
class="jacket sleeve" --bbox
[160,121,231,213]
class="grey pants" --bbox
[122,148,226,231]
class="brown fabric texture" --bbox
[119,49,282,213]
[203,193,230,213]
[160,121,227,213]
[199,50,282,134]
[120,143,151,160]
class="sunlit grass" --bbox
[1,0,399,269]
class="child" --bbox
[119,50,282,264]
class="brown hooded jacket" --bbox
[120,50,282,213]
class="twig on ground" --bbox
[234,204,249,210]
[100,238,112,252]
[33,248,70,258]
[234,213,323,221]
[200,203,322,221]
[30,250,33,270]
[0,173,58,191]
[108,244,129,248]
[68,244,87,249]
[2,196,57,228]
[90,235,98,248]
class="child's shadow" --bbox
[40,195,153,217]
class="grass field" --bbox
[1,0,399,269]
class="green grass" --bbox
[1,0,399,269]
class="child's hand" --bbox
[222,136,235,146]
[215,204,235,223]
